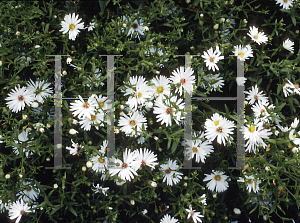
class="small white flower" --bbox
[53,184,58,188]
[34,45,40,49]
[283,38,294,51]
[169,66,195,96]
[22,114,28,120]
[82,166,87,171]
[233,44,253,61]
[31,102,39,108]
[160,214,179,223]
[59,13,85,41]
[5,174,11,179]
[160,159,183,186]
[247,26,268,45]
[154,136,159,141]
[146,101,153,108]
[69,129,78,135]
[201,46,224,71]
[86,161,93,168]
[236,77,247,86]
[292,147,299,154]
[291,117,299,128]
[274,130,279,136]
[142,209,148,214]
[39,127,45,133]
[62,70,67,76]
[130,200,135,205]
[237,175,260,193]
[233,208,241,215]
[0,60,2,66]
[203,170,229,192]
[150,181,157,187]
[185,205,204,223]
[143,26,149,31]
[92,184,109,196]
[275,0,294,9]
[8,199,31,223]
[66,57,72,64]
[15,31,20,36]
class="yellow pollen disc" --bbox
[69,24,75,31]
[238,52,244,57]
[247,179,253,184]
[99,102,104,108]
[137,92,142,98]
[180,79,186,84]
[253,34,259,39]
[192,147,198,153]
[98,157,105,163]
[214,120,219,126]
[216,127,222,133]
[294,84,299,89]
[283,0,288,2]
[83,102,90,108]
[292,135,295,139]
[249,126,255,132]
[18,95,24,101]
[211,79,216,83]
[129,120,136,126]
[90,115,96,121]
[210,57,215,62]
[214,175,221,181]
[157,86,164,93]
[261,109,265,113]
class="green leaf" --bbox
[291,16,296,26]
[167,138,171,149]
[45,24,49,33]
[171,141,178,154]
[69,206,78,217]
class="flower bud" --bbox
[19,173,23,178]
[154,136,159,141]
[15,31,20,36]
[119,105,124,110]
[62,70,67,76]
[31,102,39,108]
[53,184,58,188]
[22,114,28,120]
[82,166,87,171]
[150,181,157,187]
[39,127,45,133]
[5,174,10,179]
[69,129,78,135]
[130,200,135,205]
[213,24,219,29]
[86,161,93,168]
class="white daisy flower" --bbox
[236,77,247,86]
[201,46,224,71]
[241,119,272,153]
[12,130,34,157]
[87,68,104,88]
[204,113,235,146]
[118,111,147,135]
[203,170,229,193]
[70,94,97,119]
[121,16,145,40]
[147,47,169,68]
[134,148,158,169]
[283,38,294,51]
[124,76,153,110]
[237,175,260,193]
[27,79,52,103]
[0,135,4,143]
[185,132,214,163]
[79,112,104,131]
[169,66,196,96]
[247,26,268,45]
[233,44,253,61]
[245,84,269,105]
[283,82,294,97]
[185,205,204,223]
[251,100,275,122]
[202,73,225,91]
[91,154,108,173]
[16,181,40,202]
[5,85,35,113]
[200,194,207,205]
[94,94,112,111]
[66,139,83,155]
[8,199,31,223]
[150,75,171,99]
[233,208,241,215]
[286,80,300,95]
[275,0,294,9]
[291,117,299,129]
[92,184,109,196]
[153,95,184,127]
[114,178,126,186]
[85,22,95,31]
[109,148,141,181]
[160,159,183,186]
[59,13,84,41]
[160,214,179,223]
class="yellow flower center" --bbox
[166,107,173,114]
[210,57,215,62]
[294,84,299,89]
[214,175,221,181]
[99,102,104,108]
[192,147,198,153]
[98,157,105,163]
[238,52,244,57]
[211,79,216,83]
[180,79,186,84]
[260,109,266,113]
[253,34,259,39]
[283,0,288,2]
[214,120,219,126]
[157,86,164,93]
[90,115,96,121]
[136,92,142,98]
[69,24,75,31]
[247,179,253,184]
[130,120,136,126]
[249,126,255,132]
